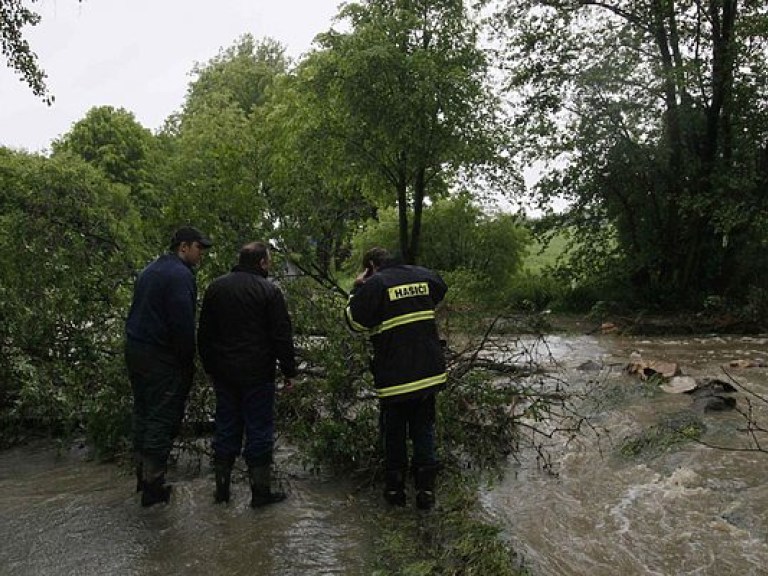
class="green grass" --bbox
[522,232,568,274]
[372,469,527,575]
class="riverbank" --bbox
[537,310,767,337]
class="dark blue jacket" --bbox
[125,253,197,364]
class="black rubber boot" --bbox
[248,464,286,508]
[414,465,438,510]
[383,470,406,507]
[141,458,171,507]
[141,475,172,507]
[135,456,144,493]
[214,457,234,504]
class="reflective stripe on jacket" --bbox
[345,264,448,402]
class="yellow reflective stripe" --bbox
[370,310,435,335]
[377,372,447,398]
[345,305,369,333]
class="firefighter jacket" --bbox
[345,263,448,403]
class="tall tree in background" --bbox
[52,106,162,222]
[183,35,290,117]
[306,0,514,264]
[497,0,768,305]
[254,67,374,281]
[159,35,290,272]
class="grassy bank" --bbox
[372,469,527,575]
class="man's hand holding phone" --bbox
[354,266,373,287]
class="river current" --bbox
[484,331,768,576]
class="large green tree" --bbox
[159,35,290,274]
[0,147,143,451]
[165,33,374,282]
[183,34,289,117]
[52,106,162,222]
[52,106,153,187]
[254,68,374,282]
[305,0,515,264]
[497,0,768,305]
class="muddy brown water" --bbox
[484,331,768,576]
[2,331,767,575]
[0,444,378,575]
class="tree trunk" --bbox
[397,168,410,263]
[409,167,427,265]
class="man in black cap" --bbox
[125,226,212,506]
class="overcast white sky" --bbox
[0,0,343,153]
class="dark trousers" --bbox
[125,339,192,470]
[212,378,276,467]
[380,393,437,473]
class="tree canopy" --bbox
[2,0,768,470]
[305,0,515,263]
[496,0,768,305]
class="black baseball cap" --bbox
[170,226,213,248]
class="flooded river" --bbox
[0,444,378,575]
[2,330,767,575]
[485,330,768,576]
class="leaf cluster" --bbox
[0,147,144,455]
[0,0,52,104]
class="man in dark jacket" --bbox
[125,226,212,507]
[198,241,298,507]
[345,247,448,510]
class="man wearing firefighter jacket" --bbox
[345,247,448,510]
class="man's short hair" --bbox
[239,241,269,268]
[362,247,392,269]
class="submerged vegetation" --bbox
[372,468,527,576]
[619,413,706,459]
